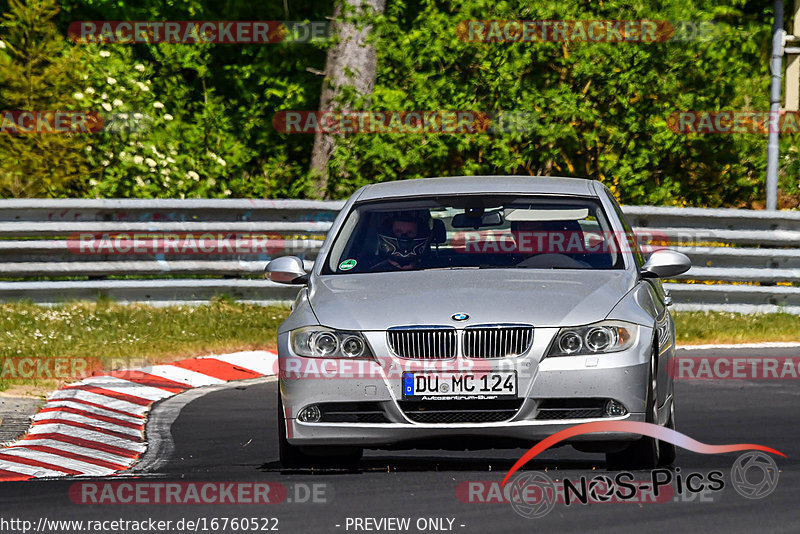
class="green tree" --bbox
[0,0,91,197]
[323,0,780,207]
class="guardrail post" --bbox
[766,0,785,211]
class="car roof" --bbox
[356,175,598,201]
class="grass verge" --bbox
[0,299,290,393]
[673,311,800,345]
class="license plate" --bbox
[402,371,517,399]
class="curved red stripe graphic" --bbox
[502,421,785,487]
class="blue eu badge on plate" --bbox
[403,373,414,395]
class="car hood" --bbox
[308,269,635,330]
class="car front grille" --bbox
[387,327,457,359]
[398,399,524,424]
[463,324,533,358]
[535,398,607,420]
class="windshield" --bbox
[323,195,626,274]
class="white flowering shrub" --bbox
[72,43,257,198]
[3,0,324,199]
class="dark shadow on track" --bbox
[260,456,601,474]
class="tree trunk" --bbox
[308,0,386,199]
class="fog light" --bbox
[605,400,628,417]
[297,405,322,423]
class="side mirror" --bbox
[640,249,691,279]
[266,256,308,284]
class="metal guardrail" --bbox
[0,199,797,314]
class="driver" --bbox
[371,213,431,271]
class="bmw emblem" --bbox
[451,313,469,321]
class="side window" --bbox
[605,190,645,268]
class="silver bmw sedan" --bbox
[267,176,690,469]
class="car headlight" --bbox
[546,321,637,357]
[290,327,373,359]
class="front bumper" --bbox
[278,326,654,447]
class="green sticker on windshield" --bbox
[339,259,357,271]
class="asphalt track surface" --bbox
[1,347,798,534]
